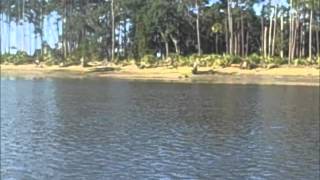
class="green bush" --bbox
[176,55,192,66]
[1,53,14,64]
[230,55,242,64]
[0,51,32,65]
[169,54,243,68]
[65,53,80,65]
[263,56,285,65]
[43,53,56,65]
[198,54,214,66]
[216,54,242,65]
[247,53,262,64]
[168,53,179,61]
[141,54,156,64]
[63,48,86,66]
[212,58,229,67]
[293,58,314,66]
[138,54,157,68]
[14,51,32,65]
[211,54,240,67]
[43,51,61,66]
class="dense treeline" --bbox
[0,0,319,67]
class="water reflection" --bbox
[1,78,319,179]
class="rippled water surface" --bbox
[1,77,319,179]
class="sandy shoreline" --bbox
[1,64,319,86]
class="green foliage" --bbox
[0,53,15,64]
[63,41,98,66]
[263,56,286,65]
[85,41,103,63]
[1,51,32,65]
[293,58,314,66]
[168,53,180,63]
[141,54,157,64]
[165,54,300,68]
[138,54,157,68]
[42,52,58,66]
[197,54,219,66]
[212,55,231,67]
[247,53,262,64]
[176,55,193,66]
[65,51,82,66]
[223,54,242,64]
[1,0,317,67]
[165,54,244,68]
[14,51,31,65]
[207,54,242,67]
[42,49,63,66]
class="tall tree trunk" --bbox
[225,18,229,53]
[308,9,313,62]
[17,0,20,51]
[227,0,233,55]
[196,0,201,55]
[264,26,268,58]
[268,5,273,57]
[280,13,284,58]
[22,0,25,52]
[245,30,249,57]
[8,15,11,54]
[291,18,298,61]
[117,26,121,58]
[165,41,169,59]
[170,35,180,54]
[301,11,306,58]
[235,33,238,55]
[40,0,44,57]
[111,0,115,61]
[288,0,293,64]
[124,18,128,59]
[63,1,67,59]
[236,22,240,55]
[271,5,277,57]
[215,34,219,54]
[0,13,2,55]
[299,20,302,58]
[241,11,244,56]
[16,1,20,53]
[261,16,264,55]
[161,32,169,59]
[316,22,319,57]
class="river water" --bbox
[1,77,319,179]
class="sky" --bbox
[1,12,61,55]
[0,0,287,55]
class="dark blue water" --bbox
[1,77,319,179]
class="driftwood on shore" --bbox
[240,61,257,70]
[192,62,198,74]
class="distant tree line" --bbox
[0,0,319,66]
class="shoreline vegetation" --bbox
[1,58,319,86]
[2,0,320,87]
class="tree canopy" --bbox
[0,0,319,66]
